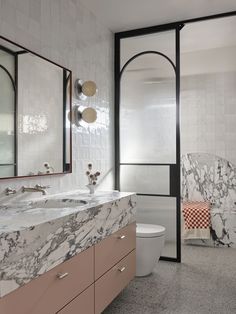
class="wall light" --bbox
[72,105,97,126]
[75,79,97,100]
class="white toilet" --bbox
[136,223,166,277]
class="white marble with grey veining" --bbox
[0,190,136,298]
[182,153,236,247]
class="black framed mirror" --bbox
[0,35,72,179]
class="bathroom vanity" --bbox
[0,191,136,314]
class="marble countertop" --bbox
[0,190,134,233]
[0,190,136,297]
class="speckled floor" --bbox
[103,245,236,314]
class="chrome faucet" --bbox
[21,184,50,195]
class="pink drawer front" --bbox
[95,223,136,280]
[57,284,94,314]
[0,246,94,314]
[95,249,136,314]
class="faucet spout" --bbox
[21,186,47,195]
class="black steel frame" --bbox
[0,35,73,180]
[14,54,18,176]
[115,10,236,263]
[63,69,67,172]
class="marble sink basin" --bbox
[0,197,89,232]
[25,198,88,211]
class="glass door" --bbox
[116,26,182,261]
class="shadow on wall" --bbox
[181,153,236,247]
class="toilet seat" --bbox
[136,223,165,238]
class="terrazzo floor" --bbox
[103,245,236,314]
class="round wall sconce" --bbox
[72,105,97,126]
[75,79,97,100]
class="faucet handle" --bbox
[21,186,26,193]
[5,187,17,196]
[35,184,51,189]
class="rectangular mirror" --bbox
[0,35,72,179]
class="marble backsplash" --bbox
[182,153,236,247]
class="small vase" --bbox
[86,184,96,194]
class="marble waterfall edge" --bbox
[0,191,136,297]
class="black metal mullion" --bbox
[115,11,236,39]
[115,34,121,190]
[120,163,175,166]
[0,44,16,55]
[16,50,28,55]
[136,193,172,198]
[14,54,18,176]
[160,256,178,262]
[175,26,182,263]
[62,69,67,172]
[0,163,16,166]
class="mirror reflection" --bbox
[0,36,71,179]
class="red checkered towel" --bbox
[182,201,211,239]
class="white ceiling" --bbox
[120,16,236,62]
[79,0,236,32]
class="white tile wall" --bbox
[0,0,114,196]
[181,72,236,166]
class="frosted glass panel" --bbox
[136,195,177,258]
[120,165,169,195]
[0,165,14,177]
[120,53,176,163]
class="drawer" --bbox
[57,285,94,314]
[0,246,94,314]
[95,249,136,314]
[95,222,136,279]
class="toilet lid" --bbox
[136,223,165,238]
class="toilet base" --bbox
[136,236,165,277]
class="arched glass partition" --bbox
[116,28,181,261]
[116,12,236,263]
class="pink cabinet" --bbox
[57,285,94,314]
[0,223,136,314]
[0,246,94,314]
[95,222,136,280]
[95,250,136,314]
